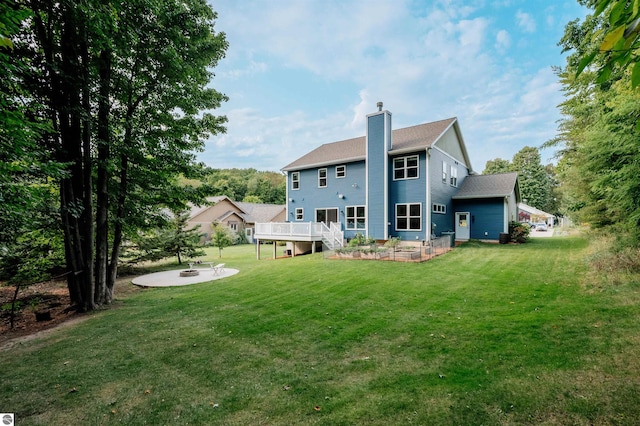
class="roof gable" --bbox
[282,117,460,171]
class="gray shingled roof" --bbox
[235,201,285,223]
[452,172,519,199]
[282,117,457,171]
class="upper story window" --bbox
[442,161,448,184]
[318,168,327,187]
[432,203,446,214]
[450,167,458,187]
[295,208,304,221]
[396,203,422,231]
[346,205,366,230]
[336,165,346,178]
[291,172,300,190]
[393,155,419,180]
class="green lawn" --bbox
[2,237,640,425]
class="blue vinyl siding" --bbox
[388,151,426,241]
[430,149,469,236]
[366,112,389,239]
[287,162,366,231]
[453,198,505,240]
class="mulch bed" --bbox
[1,274,144,345]
[0,279,77,344]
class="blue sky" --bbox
[202,0,588,173]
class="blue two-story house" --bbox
[254,102,520,257]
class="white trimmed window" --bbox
[442,161,448,184]
[393,155,419,180]
[336,165,346,178]
[291,172,300,190]
[295,208,304,221]
[396,203,422,230]
[432,203,446,214]
[450,167,458,187]
[318,168,327,187]
[346,206,366,230]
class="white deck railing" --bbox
[254,222,326,239]
[255,222,344,248]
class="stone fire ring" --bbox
[180,269,200,277]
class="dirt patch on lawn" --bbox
[0,274,143,348]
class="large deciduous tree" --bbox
[482,148,552,212]
[511,147,550,211]
[10,0,228,311]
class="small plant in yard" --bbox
[384,236,402,251]
[347,233,376,247]
[509,220,530,243]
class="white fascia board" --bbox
[281,156,365,172]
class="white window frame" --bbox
[291,172,300,190]
[336,165,346,178]
[345,205,366,230]
[393,155,419,180]
[432,203,446,214]
[450,167,458,187]
[442,161,448,184]
[318,168,327,188]
[295,207,304,221]
[395,203,422,231]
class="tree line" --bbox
[484,0,640,249]
[550,0,640,246]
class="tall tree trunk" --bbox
[80,11,95,308]
[95,47,112,305]
[107,148,129,296]
[57,2,94,311]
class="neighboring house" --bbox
[188,196,285,243]
[254,103,520,255]
[518,203,555,226]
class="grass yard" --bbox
[2,237,640,425]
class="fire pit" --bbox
[179,270,200,277]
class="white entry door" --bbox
[455,212,470,240]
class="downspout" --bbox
[284,171,289,221]
[426,147,431,242]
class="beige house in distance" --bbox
[188,196,286,243]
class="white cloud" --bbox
[516,10,536,33]
[202,0,585,172]
[495,29,511,52]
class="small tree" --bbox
[164,210,206,264]
[211,223,233,258]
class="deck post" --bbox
[256,239,260,260]
[273,241,277,259]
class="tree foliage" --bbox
[121,210,205,265]
[5,0,228,311]
[483,147,553,212]
[574,0,640,88]
[511,147,551,211]
[550,1,640,246]
[202,168,286,204]
[483,158,512,175]
[211,223,234,258]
